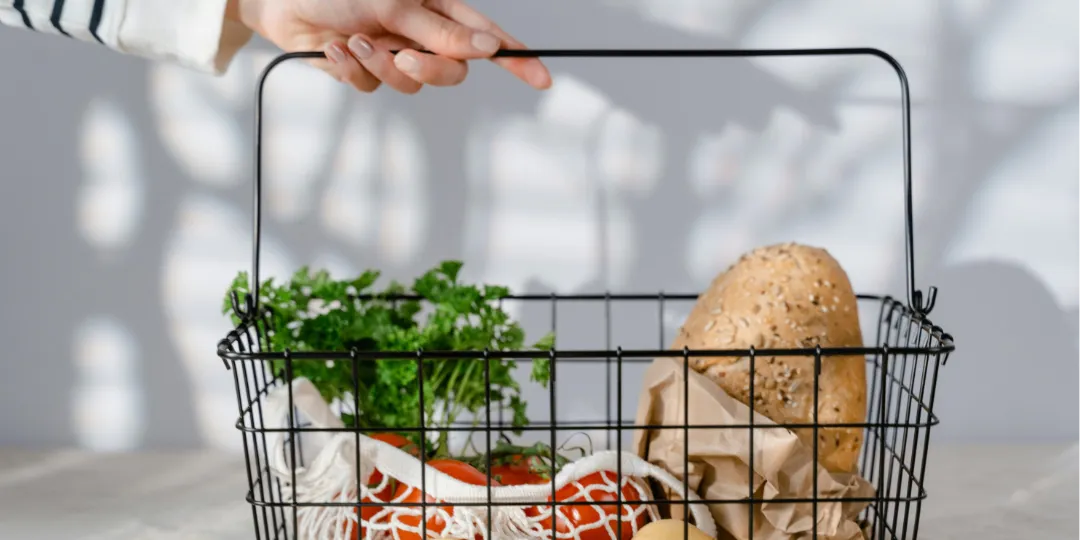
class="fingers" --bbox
[380,3,501,59]
[425,0,552,89]
[325,0,552,93]
[345,35,423,94]
[488,33,552,90]
[324,41,381,92]
[392,49,469,87]
[322,35,468,93]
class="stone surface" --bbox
[0,445,1075,539]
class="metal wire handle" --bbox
[236,48,938,321]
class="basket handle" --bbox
[237,48,937,320]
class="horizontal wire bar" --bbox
[234,419,939,434]
[244,493,926,509]
[220,346,952,361]
[266,292,906,302]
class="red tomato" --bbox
[366,433,418,501]
[337,491,383,540]
[535,471,650,540]
[489,452,555,486]
[490,464,548,486]
[489,454,550,486]
[344,433,417,540]
[391,459,500,540]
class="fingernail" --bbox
[529,66,552,89]
[394,53,419,74]
[348,36,373,60]
[326,43,346,63]
[471,32,500,54]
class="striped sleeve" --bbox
[0,0,253,74]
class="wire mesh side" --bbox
[222,315,289,540]
[857,298,948,540]
[220,294,949,540]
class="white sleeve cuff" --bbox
[113,0,253,75]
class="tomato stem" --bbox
[455,440,574,480]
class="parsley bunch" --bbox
[222,261,553,457]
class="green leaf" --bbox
[482,284,509,299]
[532,332,555,351]
[351,270,380,293]
[221,260,555,457]
[439,260,464,283]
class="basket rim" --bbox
[217,292,954,360]
[218,345,954,360]
[233,420,942,435]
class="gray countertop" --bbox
[0,444,1075,539]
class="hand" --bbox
[227,0,552,94]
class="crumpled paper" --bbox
[632,357,875,540]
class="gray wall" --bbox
[0,0,1075,450]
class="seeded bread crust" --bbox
[672,243,867,474]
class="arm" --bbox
[0,0,549,93]
[0,0,252,73]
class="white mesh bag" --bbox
[263,378,718,540]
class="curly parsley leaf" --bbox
[223,261,553,458]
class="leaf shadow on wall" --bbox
[930,260,1079,442]
[384,0,838,291]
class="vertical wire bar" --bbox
[659,292,666,346]
[883,338,907,535]
[296,414,306,472]
[899,324,931,540]
[498,298,507,438]
[863,303,898,531]
[615,346,624,538]
[417,349,428,539]
[879,323,906,532]
[351,349,362,539]
[549,294,558,538]
[548,348,558,538]
[606,292,613,451]
[236,329,264,533]
[748,346,756,540]
[869,307,898,535]
[238,348,273,539]
[484,349,493,540]
[907,328,933,540]
[254,314,287,533]
[862,301,895,477]
[231,353,263,540]
[887,319,916,533]
[246,323,282,537]
[682,346,690,538]
[876,347,889,540]
[255,364,284,535]
[858,299,888,530]
[910,343,946,540]
[551,293,558,339]
[284,349,297,538]
[812,347,821,539]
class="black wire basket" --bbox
[218,48,955,540]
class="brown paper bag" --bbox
[632,357,875,540]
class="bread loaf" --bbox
[632,519,714,540]
[673,243,867,473]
